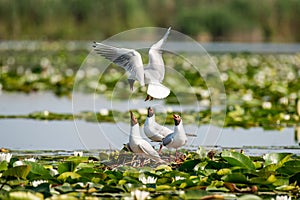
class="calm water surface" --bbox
[0,92,299,154]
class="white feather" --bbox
[147,82,170,99]
[144,114,172,142]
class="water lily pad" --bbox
[100,185,125,193]
[156,185,173,191]
[22,161,52,180]
[249,174,276,185]
[0,161,8,171]
[9,191,43,200]
[53,183,74,194]
[178,159,201,172]
[26,183,51,198]
[57,172,81,182]
[239,194,262,200]
[179,190,207,199]
[221,151,255,170]
[221,173,248,183]
[263,153,292,166]
[277,160,300,175]
[3,165,31,179]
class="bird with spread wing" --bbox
[93,27,171,101]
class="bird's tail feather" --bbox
[147,82,170,99]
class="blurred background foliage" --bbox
[1,0,300,42]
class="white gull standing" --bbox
[144,107,172,142]
[93,27,171,100]
[159,114,187,158]
[126,111,165,166]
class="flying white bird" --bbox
[159,114,187,158]
[93,27,171,101]
[144,107,172,142]
[126,111,165,166]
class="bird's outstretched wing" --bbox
[93,42,144,84]
[146,27,171,82]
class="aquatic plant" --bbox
[0,149,299,199]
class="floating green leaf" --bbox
[275,185,298,192]
[178,159,201,172]
[221,151,255,170]
[250,174,277,185]
[9,191,43,200]
[26,183,51,198]
[53,183,74,194]
[22,161,52,180]
[2,165,31,179]
[179,190,208,199]
[57,172,81,182]
[0,149,299,198]
[277,160,300,175]
[239,194,262,200]
[263,153,292,166]
[221,173,248,183]
[0,161,8,172]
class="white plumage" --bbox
[160,114,187,152]
[93,27,171,100]
[144,107,172,142]
[127,111,165,164]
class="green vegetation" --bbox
[1,46,300,130]
[1,0,300,42]
[0,149,299,199]
[0,104,299,131]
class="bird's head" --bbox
[147,107,154,117]
[130,111,138,126]
[173,114,181,126]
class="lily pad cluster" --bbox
[1,48,300,100]
[0,149,299,199]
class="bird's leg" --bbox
[158,144,163,154]
[175,149,178,161]
[145,95,155,101]
[145,95,151,101]
[128,79,135,91]
[140,157,145,167]
[130,154,136,166]
[169,151,172,162]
